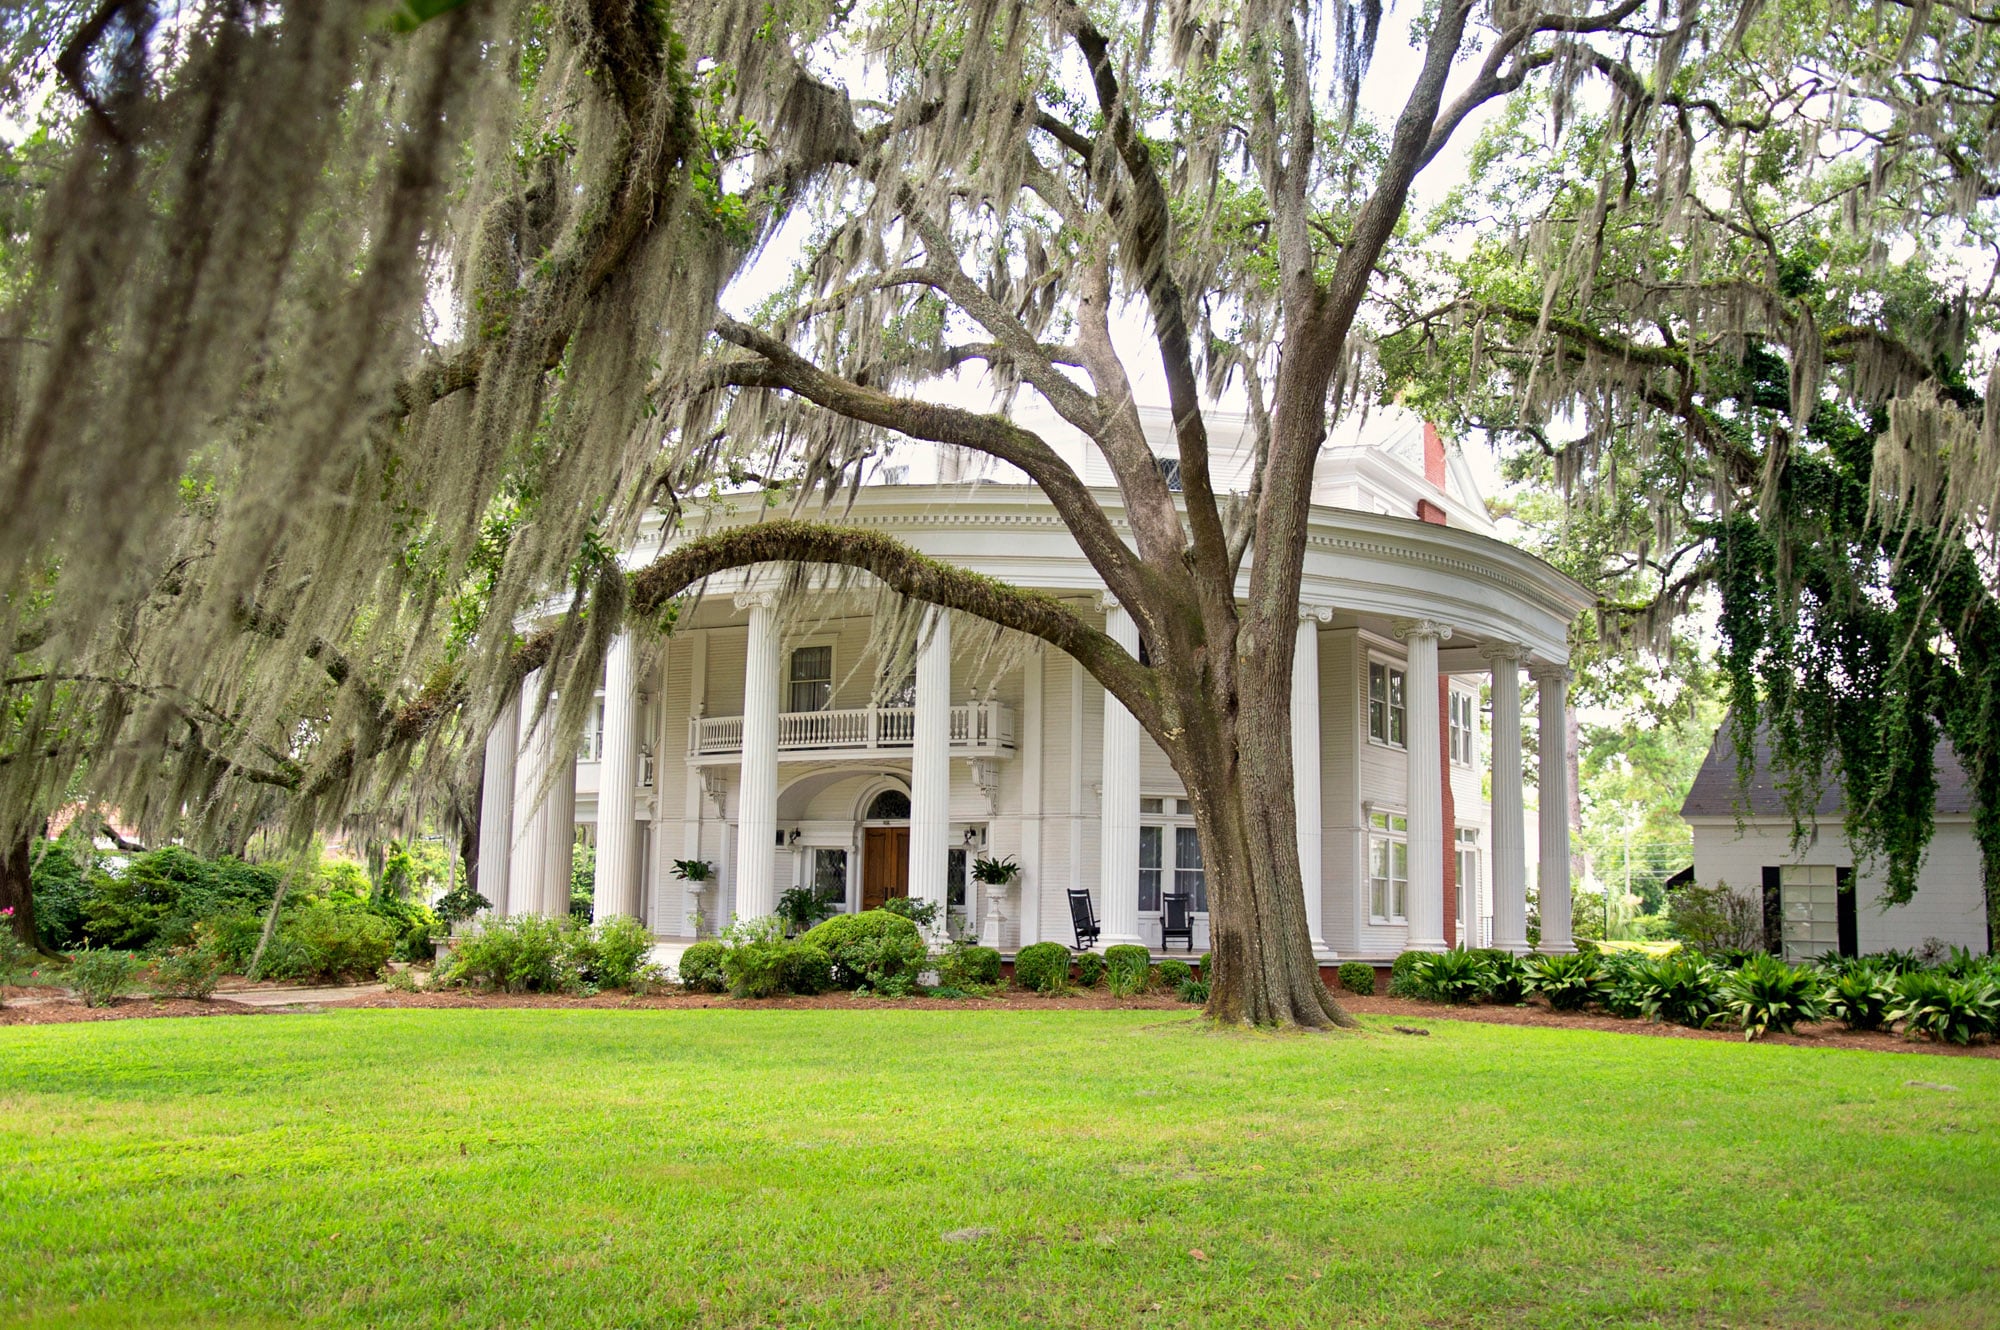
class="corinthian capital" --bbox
[1390,617,1453,642]
[1478,641,1527,663]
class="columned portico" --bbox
[908,606,952,934]
[478,691,518,916]
[1534,661,1575,952]
[1482,643,1530,952]
[1293,607,1331,953]
[734,589,782,921]
[508,672,552,918]
[594,631,641,921]
[1098,596,1142,948]
[1395,618,1451,951]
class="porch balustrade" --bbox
[688,701,1016,759]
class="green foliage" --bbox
[843,932,931,997]
[800,910,922,989]
[937,941,1002,992]
[1722,954,1826,1040]
[775,885,840,935]
[1073,951,1108,989]
[1527,952,1608,1012]
[569,840,595,920]
[433,878,490,927]
[81,848,282,951]
[880,896,940,930]
[1476,951,1531,1004]
[1012,942,1071,994]
[1337,961,1376,996]
[1824,965,1897,1031]
[1387,950,1429,998]
[720,917,793,999]
[1888,970,2000,1045]
[70,949,138,1007]
[1156,958,1193,990]
[782,942,834,996]
[151,943,225,999]
[279,903,398,983]
[1176,977,1210,1004]
[1408,950,1493,1004]
[677,940,727,993]
[1104,944,1151,997]
[1667,883,1766,956]
[1623,954,1726,1029]
[435,916,571,993]
[588,916,655,990]
[27,838,90,950]
[970,855,1019,884]
[1197,953,1212,982]
[0,910,35,998]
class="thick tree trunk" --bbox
[1,823,48,956]
[1174,657,1354,1030]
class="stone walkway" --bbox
[214,982,387,1007]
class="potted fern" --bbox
[971,855,1020,947]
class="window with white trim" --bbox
[579,696,605,761]
[1780,864,1839,961]
[1139,799,1206,914]
[788,645,832,712]
[1448,690,1476,766]
[1368,661,1407,747]
[1456,826,1481,942]
[1369,811,1409,922]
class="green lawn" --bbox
[2,1009,1996,1329]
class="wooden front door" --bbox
[861,826,911,911]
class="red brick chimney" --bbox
[1416,422,1449,526]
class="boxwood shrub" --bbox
[1104,944,1152,995]
[1013,942,1071,993]
[1074,951,1108,988]
[1337,961,1376,996]
[800,910,921,988]
[1156,958,1193,990]
[677,940,728,993]
[780,941,834,996]
[939,942,1003,990]
[1387,949,1428,997]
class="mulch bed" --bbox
[4,983,1996,1058]
[1332,991,2000,1058]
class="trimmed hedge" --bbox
[1104,944,1151,995]
[939,943,1003,990]
[1156,958,1193,990]
[677,941,727,993]
[1013,942,1071,993]
[1074,952,1108,988]
[800,909,922,989]
[1338,961,1376,996]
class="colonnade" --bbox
[474,596,1574,955]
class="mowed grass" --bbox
[3,1010,1997,1330]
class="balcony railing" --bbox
[689,702,1016,760]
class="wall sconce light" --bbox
[787,828,802,845]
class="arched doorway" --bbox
[860,787,912,910]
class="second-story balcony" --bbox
[688,702,1017,763]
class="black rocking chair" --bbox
[1067,888,1101,950]
[1160,892,1195,951]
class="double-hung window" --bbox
[1456,827,1482,944]
[1368,661,1407,747]
[1448,690,1476,765]
[1138,799,1206,914]
[1369,811,1409,922]
[788,645,832,712]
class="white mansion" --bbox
[474,409,1591,961]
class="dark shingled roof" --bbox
[1681,722,1976,819]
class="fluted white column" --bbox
[477,691,519,917]
[909,606,952,935]
[1535,661,1575,952]
[1292,608,1330,952]
[594,632,641,921]
[733,589,782,921]
[1395,618,1451,951]
[1483,644,1529,952]
[541,740,577,918]
[1099,597,1143,948]
[508,672,552,919]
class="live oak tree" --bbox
[1384,0,2000,938]
[2,0,1911,1025]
